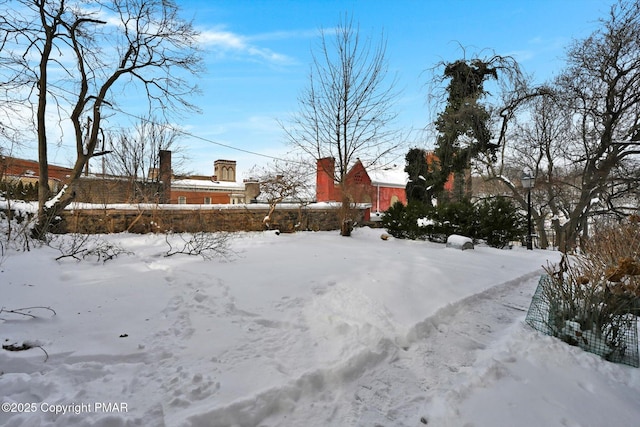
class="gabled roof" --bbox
[366,165,408,188]
[346,159,408,188]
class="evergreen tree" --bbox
[404,148,431,205]
[432,58,500,200]
[477,196,526,248]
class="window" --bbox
[204,197,211,204]
[177,196,187,204]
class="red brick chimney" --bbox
[316,157,336,202]
[159,150,172,203]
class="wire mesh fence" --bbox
[525,275,639,368]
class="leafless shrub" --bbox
[164,232,235,260]
[541,219,639,363]
[48,233,133,263]
[0,208,40,255]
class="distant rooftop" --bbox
[367,165,408,188]
[171,178,245,190]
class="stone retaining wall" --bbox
[59,205,369,234]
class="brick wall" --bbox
[73,177,163,204]
[169,189,230,204]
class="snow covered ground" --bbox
[1,227,639,427]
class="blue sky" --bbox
[49,0,614,178]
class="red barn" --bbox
[315,157,407,220]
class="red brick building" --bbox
[170,159,260,205]
[316,153,457,219]
[0,156,72,193]
[1,154,260,205]
[315,157,408,219]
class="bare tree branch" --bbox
[0,0,202,238]
[282,14,401,235]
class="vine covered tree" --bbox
[432,58,498,201]
[0,0,202,238]
[283,15,400,236]
[428,53,537,202]
[404,148,431,205]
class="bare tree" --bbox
[283,15,401,236]
[477,1,640,252]
[481,93,579,249]
[551,0,640,250]
[249,159,314,230]
[0,0,202,238]
[105,117,187,201]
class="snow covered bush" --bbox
[0,203,39,256]
[526,220,640,366]
[0,180,38,201]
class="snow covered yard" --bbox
[1,227,639,427]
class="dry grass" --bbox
[540,218,639,363]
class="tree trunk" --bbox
[339,193,353,236]
[559,217,581,253]
[535,215,549,249]
[35,23,55,238]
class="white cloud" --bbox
[199,28,246,49]
[247,29,319,42]
[198,27,294,64]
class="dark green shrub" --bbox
[381,201,432,239]
[431,199,479,240]
[476,196,526,248]
[383,196,525,248]
[381,201,407,238]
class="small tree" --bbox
[249,160,313,231]
[283,14,401,236]
[105,117,187,202]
